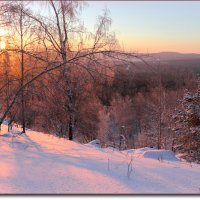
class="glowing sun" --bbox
[0,40,6,49]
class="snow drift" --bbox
[131,148,179,161]
[85,139,101,148]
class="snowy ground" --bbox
[0,124,199,194]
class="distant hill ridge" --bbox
[150,52,200,61]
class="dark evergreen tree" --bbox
[172,78,200,163]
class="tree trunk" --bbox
[157,65,162,150]
[20,7,26,134]
[68,117,73,140]
[61,47,75,141]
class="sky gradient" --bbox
[3,1,199,54]
[80,1,200,53]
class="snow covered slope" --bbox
[0,124,199,194]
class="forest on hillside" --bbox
[0,1,199,163]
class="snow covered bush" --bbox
[172,79,200,163]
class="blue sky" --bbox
[80,1,200,53]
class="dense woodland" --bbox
[0,1,199,163]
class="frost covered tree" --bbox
[172,78,200,163]
[0,1,142,141]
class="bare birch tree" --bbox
[0,1,144,140]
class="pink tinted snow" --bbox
[0,124,199,194]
